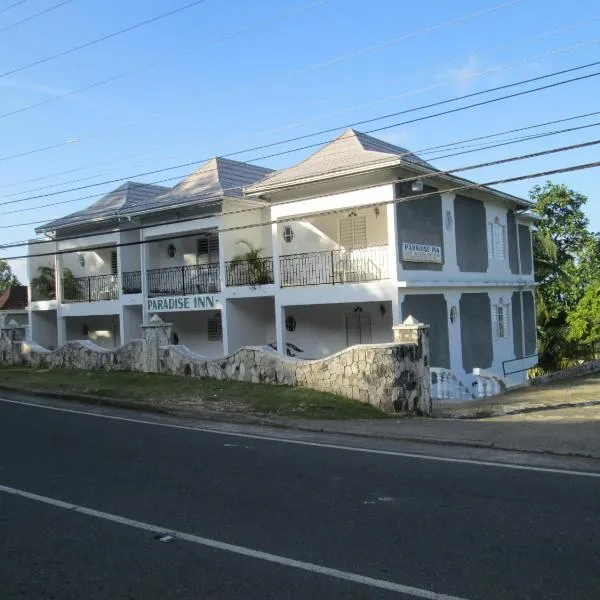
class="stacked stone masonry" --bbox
[0,317,432,415]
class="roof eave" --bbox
[244,158,403,196]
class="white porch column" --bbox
[271,222,281,288]
[386,202,401,324]
[220,302,229,355]
[274,301,285,355]
[54,245,63,305]
[140,228,149,325]
[445,291,464,382]
[441,192,459,275]
[218,229,227,295]
[57,316,66,347]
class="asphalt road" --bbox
[1,396,599,600]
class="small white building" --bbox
[27,130,537,388]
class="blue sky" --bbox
[1,0,600,282]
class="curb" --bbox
[435,398,600,420]
[1,385,599,461]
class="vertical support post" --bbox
[386,200,399,284]
[140,228,149,325]
[271,222,280,289]
[54,245,63,304]
[275,302,285,356]
[330,250,336,284]
[181,266,186,295]
[57,316,66,347]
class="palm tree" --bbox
[230,240,273,285]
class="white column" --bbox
[220,302,229,355]
[271,222,281,288]
[116,243,123,300]
[386,201,399,284]
[274,301,285,355]
[441,192,458,276]
[54,245,63,304]
[445,291,464,381]
[140,228,149,325]
[57,316,66,347]
[218,229,227,295]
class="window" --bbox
[345,311,372,345]
[492,301,510,339]
[282,225,294,243]
[197,233,219,265]
[488,219,506,260]
[207,313,223,341]
[110,250,118,275]
[339,216,367,249]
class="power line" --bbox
[5,121,600,224]
[0,0,210,80]
[4,158,600,262]
[0,0,525,162]
[2,13,596,194]
[0,0,72,34]
[1,58,599,212]
[0,0,32,14]
[3,136,597,253]
[0,0,332,120]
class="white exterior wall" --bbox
[65,315,120,349]
[226,297,276,352]
[146,234,204,270]
[30,311,58,348]
[122,305,143,343]
[63,246,114,278]
[283,301,393,359]
[278,207,388,256]
[120,229,141,273]
[158,311,225,357]
[221,200,271,261]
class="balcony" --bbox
[122,271,142,295]
[226,257,274,287]
[63,274,119,303]
[280,246,389,287]
[147,264,220,297]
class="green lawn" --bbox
[0,366,388,420]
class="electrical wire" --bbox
[0,0,210,79]
[4,158,600,262]
[0,0,332,120]
[0,0,526,170]
[2,136,597,255]
[0,0,72,34]
[0,0,32,14]
[3,57,600,210]
[2,12,597,194]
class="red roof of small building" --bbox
[0,286,28,311]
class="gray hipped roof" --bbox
[36,181,170,233]
[150,157,273,207]
[37,158,273,233]
[245,128,433,193]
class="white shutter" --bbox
[339,219,355,249]
[339,216,367,249]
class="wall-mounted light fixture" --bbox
[379,304,386,317]
[167,243,176,258]
[79,254,85,268]
[449,306,457,324]
[411,179,424,193]
[374,206,380,218]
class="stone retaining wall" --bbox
[0,317,431,415]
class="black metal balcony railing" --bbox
[226,257,274,287]
[30,282,56,302]
[280,246,388,287]
[122,271,142,294]
[63,274,119,303]
[147,264,220,297]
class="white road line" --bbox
[0,482,468,600]
[1,396,599,478]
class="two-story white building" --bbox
[27,129,537,389]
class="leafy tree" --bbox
[0,259,20,292]
[531,182,600,371]
[566,280,600,345]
